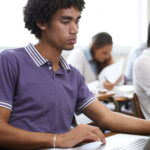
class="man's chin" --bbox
[63,45,75,51]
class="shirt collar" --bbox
[83,47,93,62]
[25,43,71,71]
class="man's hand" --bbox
[56,124,106,148]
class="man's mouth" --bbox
[68,38,77,44]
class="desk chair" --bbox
[132,93,145,119]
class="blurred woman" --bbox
[67,32,121,90]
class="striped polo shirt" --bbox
[0,43,96,134]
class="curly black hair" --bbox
[24,0,85,39]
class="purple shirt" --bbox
[0,43,96,134]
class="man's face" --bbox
[42,7,81,51]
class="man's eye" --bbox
[62,21,69,25]
[76,20,80,24]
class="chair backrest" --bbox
[132,93,145,119]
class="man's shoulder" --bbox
[0,47,27,67]
[0,47,26,59]
[1,47,25,56]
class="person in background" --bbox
[125,24,150,85]
[67,32,122,90]
[1,0,150,149]
[125,43,146,85]
[133,23,150,119]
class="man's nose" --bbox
[105,55,110,60]
[70,22,78,34]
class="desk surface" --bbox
[96,93,133,102]
[96,92,133,112]
[96,92,115,101]
[95,85,134,102]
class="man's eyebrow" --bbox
[60,15,81,20]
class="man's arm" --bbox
[0,107,54,149]
[83,100,150,135]
[0,107,105,149]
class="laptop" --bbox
[49,133,150,150]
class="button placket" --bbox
[47,61,55,79]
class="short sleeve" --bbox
[0,51,17,110]
[75,70,97,114]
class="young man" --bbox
[0,0,150,149]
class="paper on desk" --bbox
[100,58,124,84]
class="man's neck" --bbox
[35,41,62,72]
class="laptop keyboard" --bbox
[111,138,148,150]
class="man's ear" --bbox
[36,22,47,30]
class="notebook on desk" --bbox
[49,133,150,150]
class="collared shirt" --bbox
[133,48,150,120]
[0,43,96,134]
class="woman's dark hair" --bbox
[24,0,85,39]
[147,23,150,47]
[90,32,113,74]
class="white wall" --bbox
[77,0,148,48]
[0,0,37,48]
[0,0,149,53]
